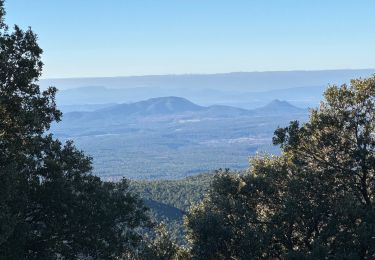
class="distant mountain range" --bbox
[253,99,305,114]
[41,69,375,91]
[61,97,306,125]
[44,69,375,110]
[46,70,375,179]
[98,96,205,116]
[55,84,323,110]
[52,96,309,179]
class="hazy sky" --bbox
[5,0,375,78]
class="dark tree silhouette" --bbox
[0,1,149,258]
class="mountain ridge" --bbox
[51,96,309,179]
[67,96,305,116]
[97,96,205,116]
[61,96,306,124]
[253,99,305,114]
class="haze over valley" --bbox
[5,0,375,257]
[43,69,374,111]
[52,96,307,179]
[49,69,374,179]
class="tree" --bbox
[0,1,149,258]
[272,76,375,258]
[185,168,278,259]
[185,76,375,259]
[124,223,189,260]
[140,224,183,260]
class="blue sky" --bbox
[5,0,375,78]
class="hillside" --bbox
[51,97,308,179]
[60,97,305,126]
[131,171,216,212]
[253,99,305,115]
[130,172,218,244]
[47,70,375,110]
[97,96,205,116]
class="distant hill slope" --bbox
[202,105,250,117]
[131,172,216,244]
[97,96,205,116]
[253,99,306,115]
[144,199,184,221]
[54,84,326,109]
[52,97,308,179]
[131,171,215,212]
[131,171,242,245]
[61,96,204,123]
[60,96,306,124]
[50,70,374,109]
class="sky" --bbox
[5,0,375,79]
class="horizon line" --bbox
[40,68,375,81]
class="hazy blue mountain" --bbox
[41,69,375,91]
[50,70,375,112]
[55,84,324,110]
[61,96,204,123]
[51,97,308,179]
[49,70,374,111]
[235,85,326,109]
[56,86,174,106]
[98,96,205,116]
[59,103,117,113]
[253,99,305,115]
[201,105,251,117]
[59,97,304,127]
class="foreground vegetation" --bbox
[1,1,374,258]
[184,77,375,259]
[130,172,217,244]
[0,3,153,258]
[131,75,375,259]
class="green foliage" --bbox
[140,224,183,260]
[185,170,274,259]
[185,76,375,259]
[0,2,150,258]
[124,223,190,260]
[131,172,217,245]
[131,172,215,212]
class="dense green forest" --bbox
[131,172,216,212]
[1,1,375,259]
[130,171,218,244]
